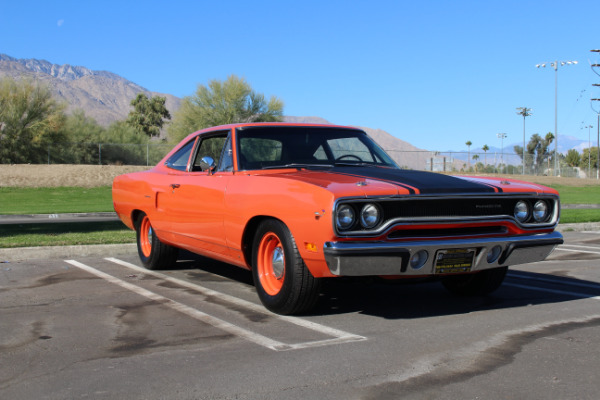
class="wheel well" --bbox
[242,216,284,268]
[131,210,145,228]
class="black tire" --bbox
[441,266,508,296]
[135,213,178,270]
[251,219,321,315]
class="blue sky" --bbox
[2,0,599,152]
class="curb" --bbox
[0,243,137,262]
[0,212,117,220]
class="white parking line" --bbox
[507,272,600,290]
[66,259,366,351]
[504,282,600,300]
[105,257,366,350]
[66,260,290,351]
[560,244,600,251]
[555,247,600,255]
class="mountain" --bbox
[0,54,181,126]
[0,54,434,169]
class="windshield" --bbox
[236,127,398,170]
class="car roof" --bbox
[192,122,364,135]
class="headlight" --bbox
[533,200,549,222]
[336,204,355,230]
[360,203,381,229]
[514,200,529,222]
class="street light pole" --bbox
[536,60,578,176]
[497,133,507,172]
[593,98,600,180]
[582,125,593,178]
[592,50,600,179]
[516,107,532,175]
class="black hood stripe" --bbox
[331,167,500,195]
[335,171,418,194]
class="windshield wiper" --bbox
[261,163,334,170]
[333,162,372,167]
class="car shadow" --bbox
[173,251,600,320]
[311,270,600,319]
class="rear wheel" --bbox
[252,219,321,315]
[135,213,178,270]
[441,266,508,296]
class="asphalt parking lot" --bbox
[1,231,600,399]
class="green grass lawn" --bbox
[559,209,600,224]
[0,221,135,248]
[0,186,114,214]
[546,184,600,204]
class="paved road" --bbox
[1,231,600,399]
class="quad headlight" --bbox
[533,200,549,222]
[514,200,530,222]
[336,202,383,231]
[336,204,355,230]
[360,203,381,229]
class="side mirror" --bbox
[199,156,216,174]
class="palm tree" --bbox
[466,141,472,167]
[482,144,489,166]
[472,154,480,172]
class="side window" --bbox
[165,138,196,171]
[192,135,227,172]
[313,145,328,160]
[217,136,233,172]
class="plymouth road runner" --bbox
[112,123,563,314]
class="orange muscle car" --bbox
[113,123,563,314]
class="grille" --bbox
[379,197,551,220]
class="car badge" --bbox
[356,181,368,187]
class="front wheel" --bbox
[441,266,508,296]
[252,219,321,315]
[135,213,178,270]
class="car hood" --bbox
[262,166,554,196]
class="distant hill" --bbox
[0,54,181,126]
[1,54,433,169]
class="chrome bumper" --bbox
[323,231,563,276]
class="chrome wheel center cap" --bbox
[272,247,285,279]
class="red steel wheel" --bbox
[139,215,153,258]
[256,232,286,296]
[252,219,321,315]
[135,212,178,270]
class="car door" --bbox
[164,131,233,257]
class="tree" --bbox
[565,149,581,167]
[168,75,284,143]
[472,154,480,172]
[513,132,554,174]
[126,93,171,137]
[482,144,489,165]
[582,146,599,170]
[0,77,66,163]
[465,141,472,166]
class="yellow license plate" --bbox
[435,248,475,274]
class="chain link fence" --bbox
[384,149,598,179]
[0,142,173,166]
[1,143,598,179]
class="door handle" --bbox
[170,184,180,191]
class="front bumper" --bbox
[323,231,563,276]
